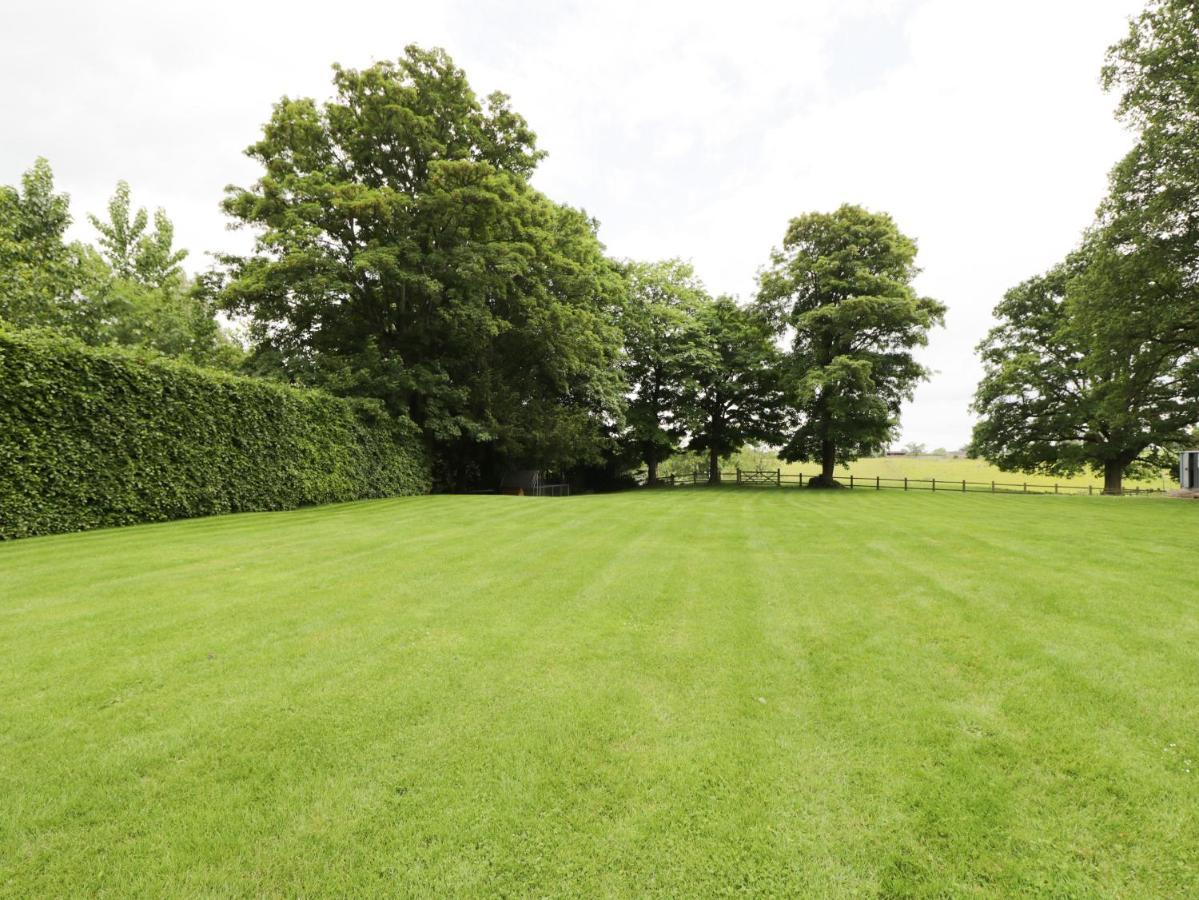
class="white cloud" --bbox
[0,0,1141,447]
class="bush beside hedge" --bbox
[0,328,430,539]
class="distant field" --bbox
[2,490,1197,895]
[757,454,1170,489]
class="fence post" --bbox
[849,474,854,489]
[904,477,908,491]
[1054,483,1058,495]
[1023,482,1028,494]
[991,480,995,493]
[736,468,741,485]
[776,468,781,487]
[932,477,936,492]
[876,475,880,491]
[1089,484,1093,496]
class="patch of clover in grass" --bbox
[1162,742,1193,774]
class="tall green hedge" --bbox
[0,328,430,539]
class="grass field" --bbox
[751,454,1171,490]
[2,490,1198,896]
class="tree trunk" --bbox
[821,438,836,482]
[1103,460,1123,495]
[454,452,470,494]
[708,447,721,485]
[646,455,659,487]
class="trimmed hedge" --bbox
[0,328,430,539]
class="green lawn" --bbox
[2,490,1198,896]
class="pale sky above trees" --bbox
[0,0,1141,447]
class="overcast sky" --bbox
[2,0,1142,448]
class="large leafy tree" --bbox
[85,181,237,365]
[973,0,1199,493]
[1103,0,1199,264]
[683,296,787,484]
[619,259,708,485]
[0,161,234,366]
[221,46,626,487]
[0,159,86,332]
[970,239,1198,493]
[756,205,945,486]
[1098,0,1199,362]
[89,181,187,288]
[1070,234,1199,489]
[973,0,1199,494]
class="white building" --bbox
[1181,450,1199,491]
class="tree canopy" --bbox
[757,205,944,485]
[89,181,187,289]
[619,260,711,485]
[972,0,1199,493]
[221,46,626,488]
[1098,0,1199,370]
[972,235,1198,493]
[0,159,86,333]
[684,296,787,484]
[0,160,237,367]
[1102,0,1199,261]
[17,23,1198,495]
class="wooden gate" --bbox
[736,468,781,486]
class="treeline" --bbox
[627,207,944,488]
[971,0,1199,494]
[4,0,1191,497]
[1,47,944,492]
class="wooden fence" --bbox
[639,469,1165,497]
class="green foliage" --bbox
[0,161,242,369]
[221,46,625,487]
[1095,0,1199,421]
[684,296,787,483]
[83,180,240,368]
[1102,0,1199,287]
[757,205,945,484]
[88,180,187,289]
[972,2,1199,495]
[0,158,88,332]
[730,443,777,472]
[619,259,710,483]
[971,257,1096,480]
[0,328,428,539]
[79,267,244,368]
[971,239,1199,492]
[1071,235,1199,479]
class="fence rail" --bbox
[638,468,1165,497]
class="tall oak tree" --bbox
[757,205,944,485]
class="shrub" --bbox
[0,327,430,538]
